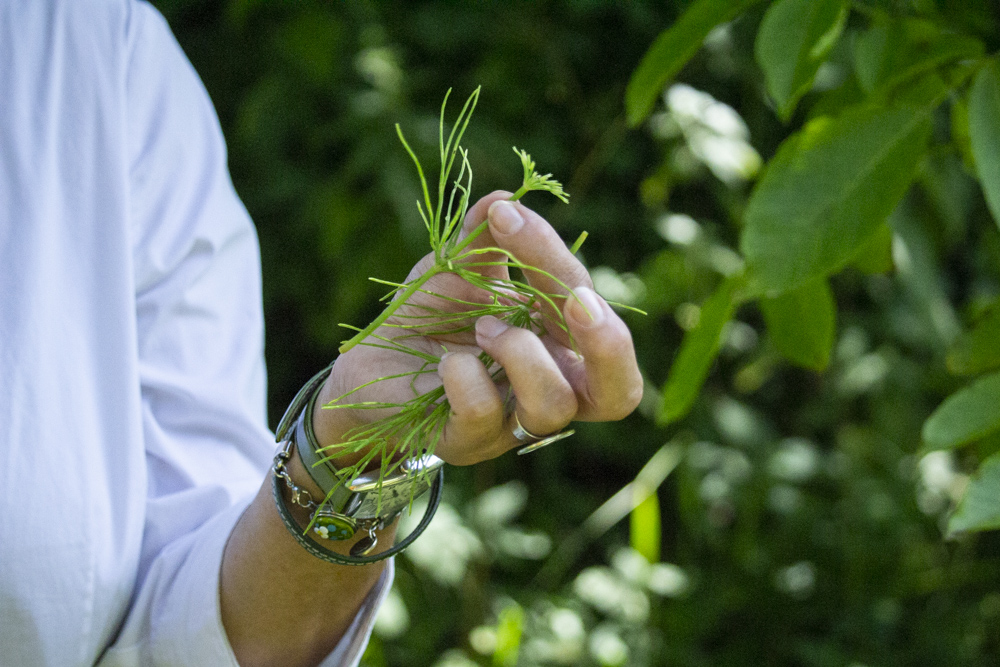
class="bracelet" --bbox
[271,363,444,565]
[271,449,443,566]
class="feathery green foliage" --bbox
[314,88,572,517]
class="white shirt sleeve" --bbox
[94,2,390,664]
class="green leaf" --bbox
[740,103,932,294]
[948,451,1000,537]
[849,222,894,274]
[760,278,836,371]
[755,0,848,121]
[626,0,762,127]
[658,278,738,425]
[492,603,524,667]
[967,60,1000,231]
[947,302,1000,376]
[630,487,662,564]
[853,19,984,97]
[922,371,1000,451]
[808,74,866,121]
[951,94,977,174]
[920,150,976,234]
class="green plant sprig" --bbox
[337,88,569,355]
[308,88,579,521]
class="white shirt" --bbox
[0,0,389,664]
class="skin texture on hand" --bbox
[314,191,643,466]
[220,193,642,666]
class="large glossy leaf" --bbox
[849,222,894,275]
[740,103,932,294]
[626,0,762,127]
[948,452,1000,537]
[853,19,984,96]
[754,0,848,121]
[922,371,1000,451]
[760,278,836,371]
[968,60,1000,230]
[947,302,1000,376]
[658,278,738,425]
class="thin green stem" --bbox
[320,89,594,510]
[510,185,530,201]
[337,265,443,353]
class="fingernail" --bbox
[437,351,453,376]
[488,200,524,235]
[476,315,508,338]
[568,287,605,327]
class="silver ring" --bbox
[511,412,575,455]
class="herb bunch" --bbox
[311,88,576,517]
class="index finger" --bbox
[484,200,592,296]
[476,199,591,338]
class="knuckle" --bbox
[615,389,644,420]
[567,266,593,290]
[524,382,577,433]
[446,450,481,467]
[458,397,498,425]
[550,385,579,422]
[441,431,500,467]
[625,381,644,413]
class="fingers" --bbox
[450,191,512,280]
[388,191,642,466]
[481,197,591,345]
[436,352,506,466]
[461,190,512,242]
[411,191,588,303]
[486,199,592,299]
[559,286,643,421]
[435,314,580,466]
[398,190,511,284]
[475,316,578,435]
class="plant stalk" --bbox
[339,188,531,354]
[338,265,443,353]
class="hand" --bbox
[313,191,643,466]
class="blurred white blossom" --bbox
[775,561,817,599]
[657,213,701,245]
[589,625,629,666]
[768,438,821,484]
[592,266,646,307]
[655,83,762,185]
[574,566,650,623]
[402,501,483,586]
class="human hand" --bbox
[313,191,643,466]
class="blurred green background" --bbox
[152,1,1000,665]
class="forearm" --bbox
[220,445,397,667]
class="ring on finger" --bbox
[511,411,575,455]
